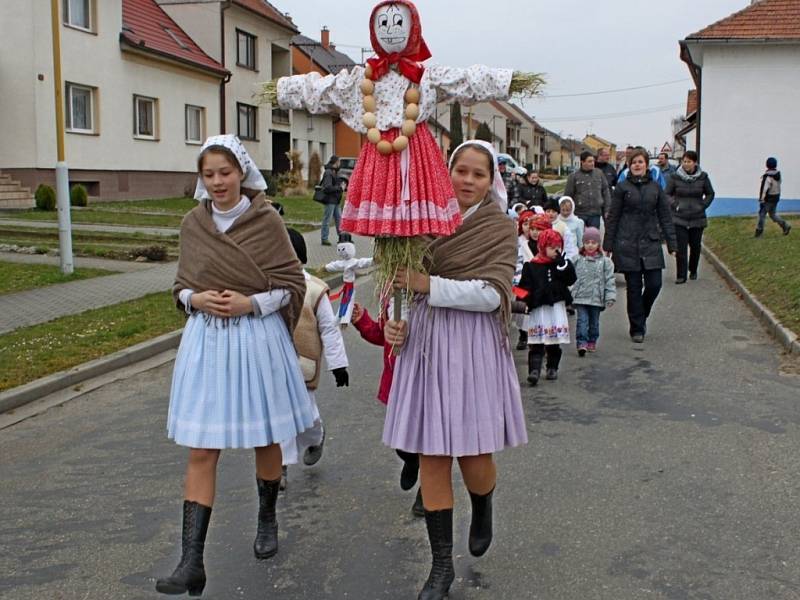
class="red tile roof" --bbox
[121,0,228,76]
[686,89,698,117]
[688,0,800,40]
[233,0,298,32]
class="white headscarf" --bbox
[448,140,508,212]
[194,134,268,200]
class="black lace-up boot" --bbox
[156,501,212,596]
[418,509,455,600]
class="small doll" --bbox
[324,233,374,326]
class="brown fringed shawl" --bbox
[173,193,306,332]
[426,196,517,327]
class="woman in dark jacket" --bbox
[665,150,715,283]
[603,148,677,343]
[319,156,343,246]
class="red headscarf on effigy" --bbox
[367,1,431,83]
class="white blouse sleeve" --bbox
[428,277,501,312]
[178,288,194,314]
[277,67,363,124]
[316,294,349,370]
[426,65,513,106]
[251,289,290,317]
[325,260,348,272]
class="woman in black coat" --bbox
[603,148,677,343]
[664,150,715,283]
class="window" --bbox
[185,105,205,144]
[237,103,257,140]
[237,29,257,70]
[133,95,158,139]
[64,0,91,31]
[319,142,327,165]
[307,140,313,163]
[65,83,94,133]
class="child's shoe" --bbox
[587,342,597,353]
[577,344,587,357]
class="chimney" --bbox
[321,26,330,49]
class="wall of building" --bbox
[0,1,221,199]
[157,1,223,61]
[698,43,800,215]
[224,6,292,173]
[291,111,335,183]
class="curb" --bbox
[0,330,183,414]
[0,272,355,415]
[702,243,800,355]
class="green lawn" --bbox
[705,215,800,334]
[545,182,566,195]
[1,194,321,230]
[0,261,116,295]
[0,226,179,261]
[0,291,185,392]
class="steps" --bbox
[0,173,35,209]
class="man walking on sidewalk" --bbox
[564,151,611,229]
[320,156,343,246]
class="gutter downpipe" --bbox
[220,1,232,134]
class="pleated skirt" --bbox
[383,297,528,457]
[167,312,316,449]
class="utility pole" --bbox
[50,0,73,274]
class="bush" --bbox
[308,151,322,187]
[131,245,167,262]
[70,184,88,207]
[34,184,56,211]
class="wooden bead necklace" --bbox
[360,63,420,156]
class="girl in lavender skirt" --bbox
[383,140,527,600]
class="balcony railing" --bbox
[272,108,290,125]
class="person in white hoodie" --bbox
[281,229,350,488]
[557,196,584,259]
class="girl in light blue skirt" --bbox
[156,135,314,596]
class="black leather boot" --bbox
[253,477,280,559]
[156,500,212,596]
[418,509,455,600]
[397,450,420,491]
[527,349,543,386]
[468,487,494,557]
[515,329,528,350]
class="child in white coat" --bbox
[281,229,350,487]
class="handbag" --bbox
[313,185,326,203]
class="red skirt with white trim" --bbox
[341,124,461,237]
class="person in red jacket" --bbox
[352,301,423,517]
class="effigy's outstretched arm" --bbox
[427,65,545,105]
[257,66,365,119]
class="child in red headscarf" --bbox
[512,210,535,349]
[518,229,576,385]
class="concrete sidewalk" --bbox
[0,229,373,334]
[0,218,179,238]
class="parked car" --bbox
[497,153,527,175]
[338,157,357,191]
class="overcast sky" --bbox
[283,0,747,153]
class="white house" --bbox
[156,0,297,174]
[0,0,228,200]
[680,0,800,215]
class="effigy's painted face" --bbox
[373,3,412,54]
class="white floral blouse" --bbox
[277,65,513,133]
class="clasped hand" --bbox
[393,268,430,294]
[191,290,252,318]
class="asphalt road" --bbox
[2,260,800,600]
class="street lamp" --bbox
[50,0,74,274]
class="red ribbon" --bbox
[367,54,426,84]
